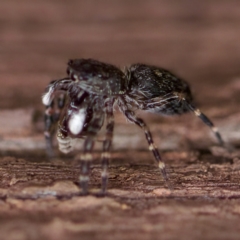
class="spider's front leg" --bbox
[80,137,94,195]
[76,105,105,195]
[55,93,66,122]
[44,100,55,157]
[44,94,66,157]
[57,103,94,195]
[42,78,72,157]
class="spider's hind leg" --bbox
[186,102,224,146]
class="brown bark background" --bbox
[0,1,240,239]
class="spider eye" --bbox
[67,67,79,81]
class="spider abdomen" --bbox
[128,63,193,115]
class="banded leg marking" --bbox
[80,138,94,195]
[44,101,55,157]
[44,94,67,157]
[124,110,169,184]
[187,103,224,146]
[101,101,114,194]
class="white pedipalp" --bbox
[68,108,86,135]
[42,86,54,106]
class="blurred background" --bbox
[1,2,240,238]
[0,0,240,151]
[1,0,240,110]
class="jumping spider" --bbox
[42,58,224,194]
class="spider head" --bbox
[66,59,83,81]
[67,59,112,82]
[66,59,127,96]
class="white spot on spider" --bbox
[42,86,53,106]
[73,74,78,81]
[68,109,86,135]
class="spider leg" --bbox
[46,94,67,157]
[186,102,224,146]
[54,93,66,128]
[42,78,72,106]
[124,110,168,183]
[100,99,114,194]
[57,102,95,195]
[78,105,105,195]
[44,100,55,157]
[42,78,72,157]
[80,137,95,195]
[55,93,66,120]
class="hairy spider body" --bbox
[126,64,193,114]
[42,58,224,194]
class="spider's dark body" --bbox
[42,58,224,195]
[67,59,127,96]
[58,59,127,141]
[127,64,193,114]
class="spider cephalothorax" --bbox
[42,58,224,195]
